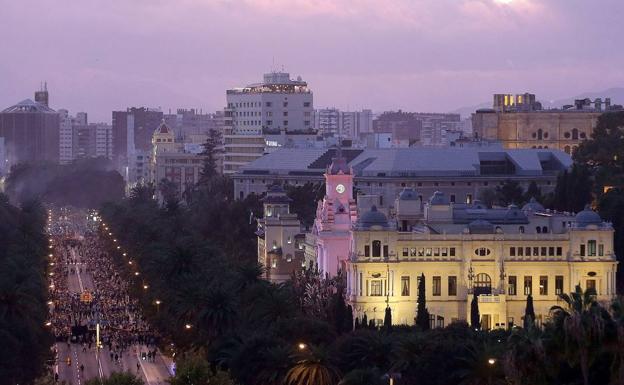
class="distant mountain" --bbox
[450,87,624,119]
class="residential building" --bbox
[93,123,113,160]
[112,107,163,175]
[163,108,224,139]
[223,71,314,174]
[315,108,374,141]
[233,147,572,206]
[256,185,307,282]
[472,93,623,154]
[0,96,59,165]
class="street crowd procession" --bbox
[46,208,169,384]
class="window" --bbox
[283,111,288,117]
[441,248,448,256]
[475,273,492,294]
[517,247,524,256]
[548,247,555,256]
[283,102,288,107]
[402,248,409,257]
[586,279,596,294]
[475,247,491,256]
[525,247,531,256]
[555,276,564,295]
[383,245,389,258]
[371,280,383,296]
[433,276,441,296]
[283,120,288,126]
[508,276,517,295]
[510,247,516,257]
[580,244,586,256]
[401,276,410,296]
[539,276,548,295]
[303,102,311,107]
[433,248,440,256]
[588,240,597,256]
[449,247,456,257]
[556,247,562,256]
[372,241,381,258]
[448,276,457,296]
[466,194,473,204]
[533,247,539,256]
[450,194,456,203]
[599,244,604,256]
[524,276,532,295]
[364,245,370,257]
[410,248,417,257]
[541,247,547,256]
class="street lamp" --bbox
[143,284,149,290]
[488,358,496,365]
[185,324,192,330]
[155,300,161,313]
[297,343,307,351]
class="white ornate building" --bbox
[346,191,617,329]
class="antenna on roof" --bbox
[44,81,47,92]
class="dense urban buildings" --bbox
[314,108,373,141]
[112,107,163,184]
[0,92,60,165]
[222,71,314,174]
[472,93,624,153]
[163,108,224,139]
[234,147,572,205]
[372,111,463,147]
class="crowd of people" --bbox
[47,221,161,368]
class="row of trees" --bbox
[0,195,53,384]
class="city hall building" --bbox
[256,153,617,329]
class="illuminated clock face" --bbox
[336,184,346,194]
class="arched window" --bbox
[564,132,571,139]
[543,132,549,139]
[372,240,381,258]
[580,132,587,139]
[572,128,579,140]
[564,146,571,154]
[542,226,548,233]
[474,273,492,295]
[536,226,542,233]
[519,226,525,233]
[475,247,491,256]
[537,129,543,140]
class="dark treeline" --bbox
[0,195,53,384]
[5,157,125,208]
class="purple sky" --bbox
[1,0,623,122]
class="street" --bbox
[48,209,171,385]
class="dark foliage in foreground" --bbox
[0,195,53,384]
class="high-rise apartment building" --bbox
[314,108,373,141]
[164,108,224,139]
[112,107,163,182]
[0,91,59,165]
[222,71,314,174]
[93,123,113,160]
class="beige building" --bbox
[472,94,620,154]
[256,185,307,282]
[150,120,205,197]
[346,190,617,329]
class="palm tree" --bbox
[286,345,341,385]
[549,285,605,385]
[503,327,549,385]
[454,342,506,385]
[336,330,394,373]
[609,297,624,384]
[338,368,385,385]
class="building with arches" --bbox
[346,191,617,329]
[472,93,623,153]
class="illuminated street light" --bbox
[129,261,133,265]
[113,239,117,242]
[122,253,127,256]
[143,284,149,290]
[134,272,139,276]
[155,300,161,305]
[108,232,112,236]
[488,358,496,365]
[45,321,52,326]
[185,324,192,330]
[117,246,121,249]
[298,343,307,351]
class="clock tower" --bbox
[311,149,358,276]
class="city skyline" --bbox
[1,0,623,122]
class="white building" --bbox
[57,109,74,164]
[223,72,314,174]
[93,123,113,159]
[314,108,373,142]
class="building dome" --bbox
[429,191,449,205]
[2,99,56,113]
[468,219,494,234]
[575,205,602,227]
[399,187,419,201]
[522,197,545,212]
[358,205,389,229]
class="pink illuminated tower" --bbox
[312,150,358,276]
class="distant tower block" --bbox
[35,82,49,107]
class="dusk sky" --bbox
[1,0,623,122]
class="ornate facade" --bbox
[346,191,617,329]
